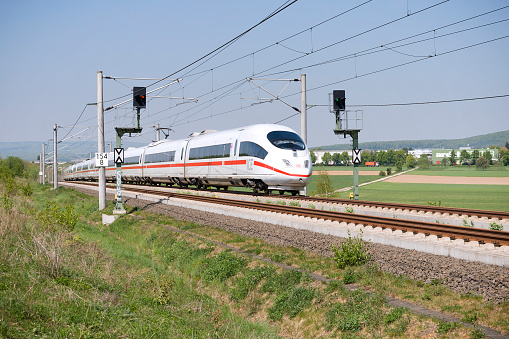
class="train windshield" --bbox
[267,131,306,151]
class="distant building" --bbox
[408,149,433,158]
[431,149,498,164]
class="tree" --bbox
[483,150,493,164]
[341,151,349,166]
[331,153,342,166]
[441,157,449,167]
[417,154,430,169]
[406,154,417,169]
[396,161,403,172]
[377,151,387,166]
[476,156,489,170]
[310,150,317,164]
[459,150,471,165]
[386,149,395,165]
[395,150,407,165]
[322,152,332,166]
[315,171,333,196]
[449,150,457,165]
[471,150,480,163]
[502,153,509,166]
[1,156,25,177]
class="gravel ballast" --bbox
[75,186,509,303]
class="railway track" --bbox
[71,181,509,246]
[71,180,509,221]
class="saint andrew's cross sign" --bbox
[114,148,124,164]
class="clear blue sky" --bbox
[1,0,508,159]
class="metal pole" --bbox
[301,74,307,196]
[156,123,160,141]
[352,131,359,200]
[53,124,58,189]
[113,130,126,214]
[39,153,42,184]
[300,74,307,143]
[41,143,45,184]
[98,71,106,210]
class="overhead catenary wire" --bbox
[100,0,298,106]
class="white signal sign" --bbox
[95,153,108,167]
[352,149,362,165]
[114,148,124,164]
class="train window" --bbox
[145,151,175,163]
[189,143,231,160]
[267,131,305,151]
[124,156,139,165]
[239,141,268,160]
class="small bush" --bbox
[288,201,301,207]
[268,286,315,321]
[489,222,503,231]
[379,171,386,177]
[342,267,358,284]
[436,321,458,334]
[331,231,371,269]
[202,251,248,282]
[386,167,392,175]
[461,218,474,227]
[384,307,405,325]
[344,206,354,213]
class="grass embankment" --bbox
[2,176,509,338]
[311,166,509,211]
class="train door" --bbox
[179,140,189,178]
[231,138,238,175]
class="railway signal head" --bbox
[133,87,146,108]
[333,90,346,111]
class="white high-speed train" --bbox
[63,124,312,195]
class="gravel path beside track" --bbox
[75,186,509,303]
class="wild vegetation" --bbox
[1,157,508,337]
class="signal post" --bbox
[331,90,363,200]
[113,87,145,214]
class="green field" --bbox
[307,165,509,211]
[412,166,509,177]
[356,182,509,212]
[307,174,379,195]
[312,165,383,172]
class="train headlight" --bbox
[304,160,309,168]
[282,159,291,167]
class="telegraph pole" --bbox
[53,124,58,189]
[41,143,45,184]
[98,71,106,210]
[156,123,160,141]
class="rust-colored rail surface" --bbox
[70,182,509,246]
[70,180,509,220]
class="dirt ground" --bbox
[384,175,509,185]
[312,171,509,185]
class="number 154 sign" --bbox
[95,153,108,167]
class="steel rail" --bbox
[290,196,509,220]
[102,183,509,246]
[70,180,509,220]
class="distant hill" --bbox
[313,130,509,151]
[0,141,147,162]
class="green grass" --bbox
[2,172,508,337]
[307,175,379,194]
[414,165,509,177]
[312,165,383,172]
[357,182,509,211]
